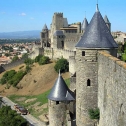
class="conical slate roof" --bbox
[82,17,88,31]
[104,15,110,23]
[76,5,118,49]
[48,72,75,101]
[42,24,48,30]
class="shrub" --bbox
[88,108,100,120]
[121,53,126,62]
[25,65,32,73]
[54,58,69,73]
[35,55,43,62]
[38,56,50,65]
[24,58,34,65]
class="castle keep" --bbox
[30,3,126,126]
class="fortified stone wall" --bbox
[64,33,82,51]
[98,51,126,126]
[0,58,26,73]
[44,47,75,60]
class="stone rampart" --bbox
[44,47,75,60]
[0,58,26,73]
[98,51,126,126]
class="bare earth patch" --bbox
[25,98,37,103]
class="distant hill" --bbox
[0,30,41,39]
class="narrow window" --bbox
[82,51,85,56]
[87,79,91,86]
[56,101,59,105]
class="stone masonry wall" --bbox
[64,33,82,51]
[98,51,126,126]
[44,47,75,60]
[48,100,67,126]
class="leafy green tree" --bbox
[38,56,50,65]
[8,71,25,87]
[35,55,43,62]
[0,70,17,85]
[54,58,69,73]
[122,53,126,62]
[0,106,28,126]
[24,58,34,65]
[12,55,19,62]
[88,108,100,120]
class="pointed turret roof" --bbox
[42,24,48,30]
[76,4,118,49]
[104,15,110,23]
[82,17,88,31]
[48,72,75,101]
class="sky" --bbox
[0,0,126,32]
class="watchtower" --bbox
[48,72,75,126]
[40,24,49,47]
[75,4,118,126]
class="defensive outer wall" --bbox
[0,58,26,73]
[98,51,126,126]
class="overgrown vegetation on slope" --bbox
[0,70,26,87]
[0,106,28,126]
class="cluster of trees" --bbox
[24,55,50,66]
[54,58,69,73]
[34,55,50,65]
[0,70,26,87]
[0,106,28,126]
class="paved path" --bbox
[1,96,47,126]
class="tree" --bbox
[38,56,50,65]
[54,58,69,73]
[0,106,28,126]
[24,58,34,65]
[35,55,43,62]
[12,55,19,62]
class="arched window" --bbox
[87,79,91,86]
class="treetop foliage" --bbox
[0,106,28,126]
[54,58,69,73]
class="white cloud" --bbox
[19,13,26,16]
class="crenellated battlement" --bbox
[54,12,63,16]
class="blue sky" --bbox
[0,0,126,32]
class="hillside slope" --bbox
[0,62,70,96]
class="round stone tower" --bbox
[75,4,118,126]
[48,72,75,126]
